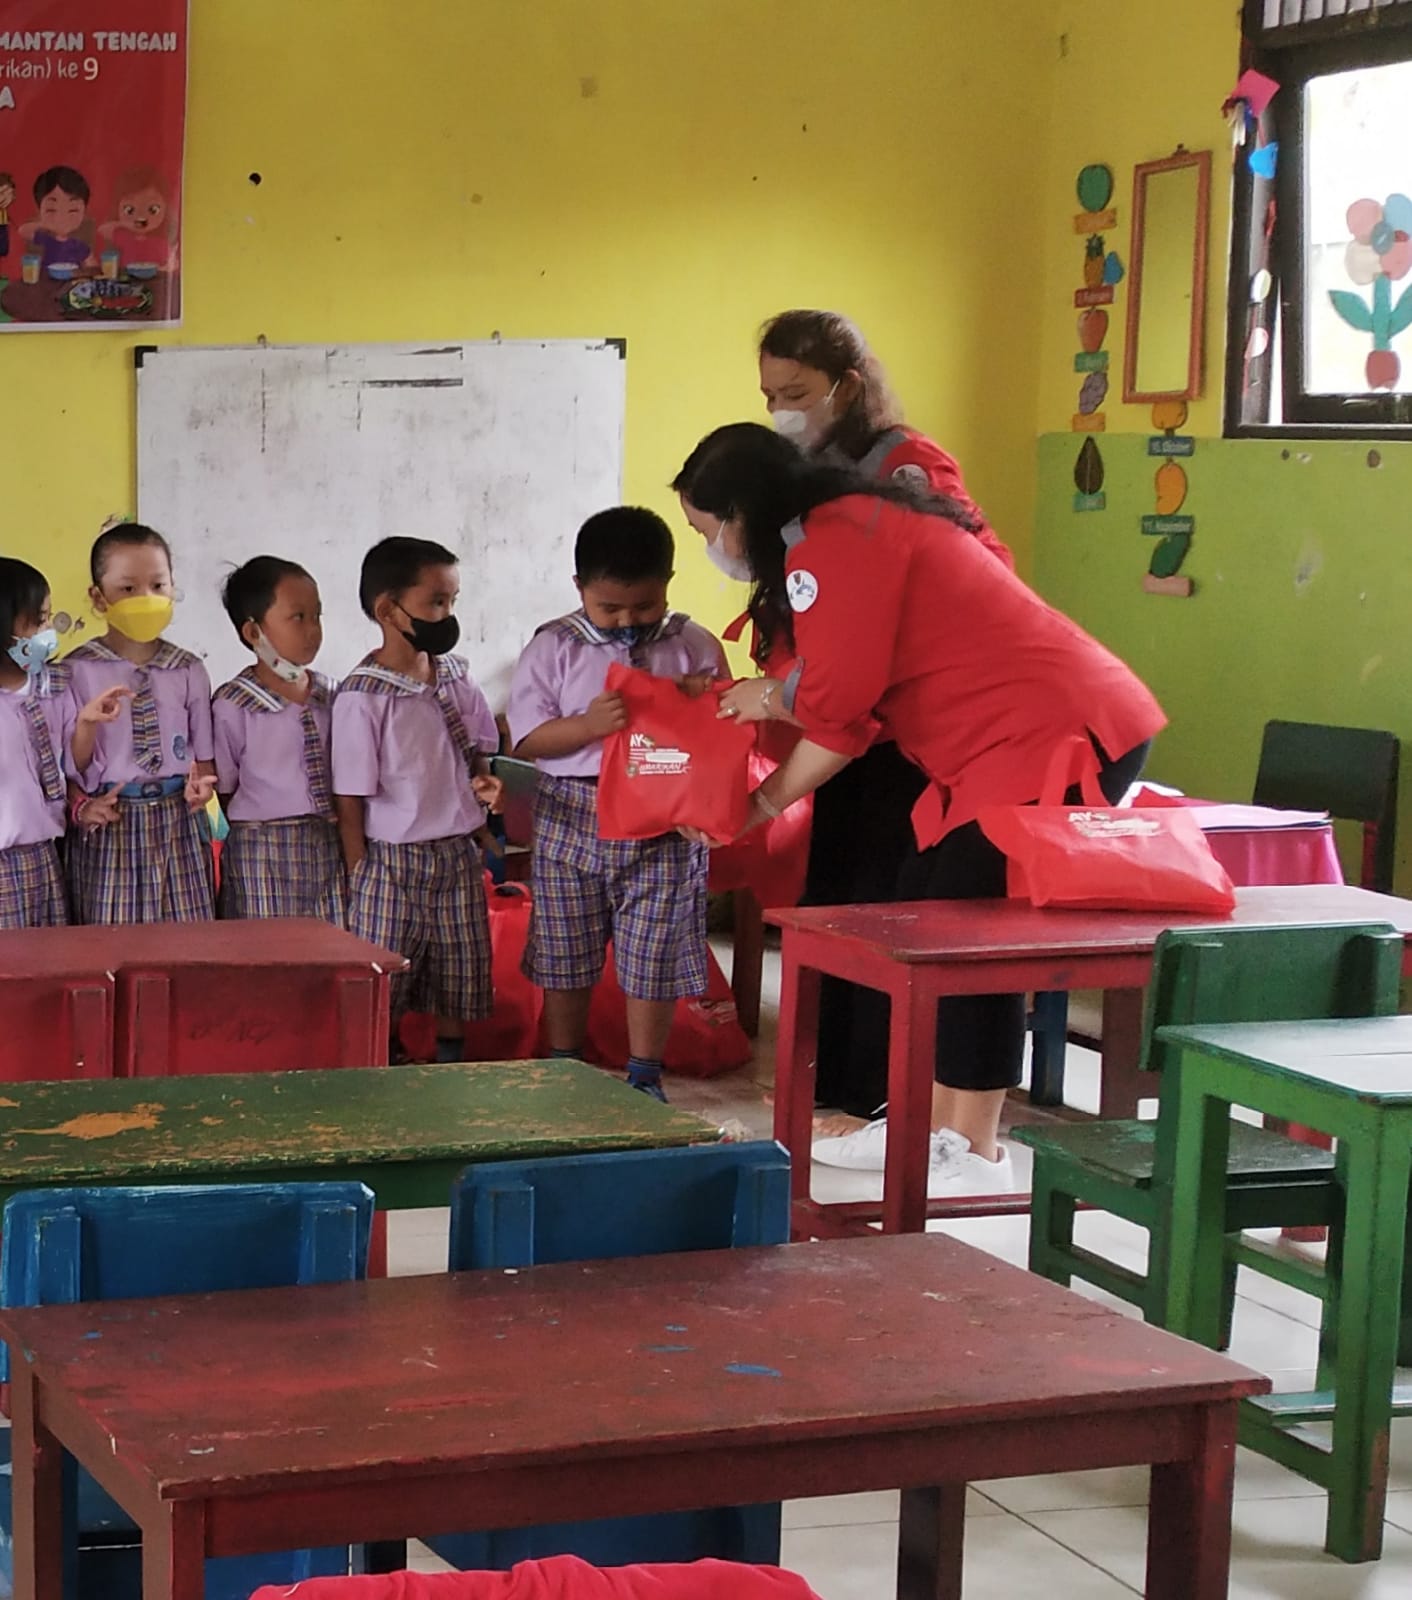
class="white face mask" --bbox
[771,379,841,449]
[704,519,753,583]
[253,629,309,687]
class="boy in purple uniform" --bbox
[507,507,726,1101]
[65,523,219,925]
[213,556,343,923]
[0,557,128,928]
[333,537,501,1061]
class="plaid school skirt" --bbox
[68,792,215,926]
[347,834,492,1022]
[523,774,709,1002]
[220,816,346,925]
[0,840,68,930]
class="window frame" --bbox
[1226,5,1412,438]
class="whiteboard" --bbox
[136,339,626,704]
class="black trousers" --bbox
[809,739,1150,1111]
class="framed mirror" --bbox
[1123,147,1213,404]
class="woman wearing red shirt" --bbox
[674,423,1165,1196]
[754,310,1013,1126]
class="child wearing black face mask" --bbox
[331,537,503,1061]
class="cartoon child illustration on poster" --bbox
[18,166,98,272]
[0,173,13,285]
[98,167,178,273]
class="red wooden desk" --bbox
[0,1233,1266,1600]
[0,921,407,1078]
[768,885,1412,1238]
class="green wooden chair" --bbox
[1014,921,1403,1343]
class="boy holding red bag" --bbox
[507,508,726,1101]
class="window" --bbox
[1228,0,1412,434]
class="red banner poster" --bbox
[0,1,188,331]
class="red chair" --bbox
[251,1557,824,1598]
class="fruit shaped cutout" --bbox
[1074,437,1105,496]
[1084,235,1106,288]
[1078,308,1109,352]
[1078,372,1109,415]
[1150,399,1188,433]
[1077,165,1115,214]
[1154,461,1188,515]
[1149,532,1191,579]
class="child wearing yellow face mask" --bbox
[65,521,219,924]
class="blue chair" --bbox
[425,1141,791,1572]
[0,1182,374,1600]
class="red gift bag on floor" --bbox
[597,664,756,843]
[708,748,812,910]
[585,944,752,1078]
[399,877,543,1062]
[977,735,1237,915]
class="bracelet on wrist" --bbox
[753,789,783,821]
[760,680,779,717]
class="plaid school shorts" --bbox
[68,793,215,926]
[220,816,347,926]
[348,834,492,1022]
[523,774,709,1002]
[0,840,68,930]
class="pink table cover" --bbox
[252,1558,823,1600]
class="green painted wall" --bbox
[1033,433,1412,886]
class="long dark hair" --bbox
[758,309,902,461]
[672,423,977,660]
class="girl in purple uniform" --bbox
[213,556,343,923]
[506,508,725,1102]
[65,523,219,925]
[0,557,130,929]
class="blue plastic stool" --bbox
[425,1141,791,1572]
[0,1182,374,1600]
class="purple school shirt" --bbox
[0,666,74,849]
[33,231,92,270]
[506,611,726,778]
[64,639,214,790]
[331,654,499,844]
[213,668,334,823]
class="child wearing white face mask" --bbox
[212,556,344,923]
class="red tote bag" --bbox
[977,735,1236,916]
[708,748,813,910]
[597,663,756,843]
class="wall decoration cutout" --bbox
[1073,436,1105,512]
[1071,165,1119,438]
[1141,400,1194,597]
[1333,195,1412,391]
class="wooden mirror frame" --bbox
[1123,147,1213,404]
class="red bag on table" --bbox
[399,877,543,1062]
[708,748,812,911]
[586,943,752,1078]
[977,734,1237,916]
[597,663,755,843]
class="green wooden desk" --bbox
[1158,1014,1412,1564]
[0,1061,718,1214]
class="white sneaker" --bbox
[927,1135,1016,1198]
[812,1119,979,1176]
[811,1117,889,1171]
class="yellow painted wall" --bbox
[1035,0,1238,438]
[5,0,1055,659]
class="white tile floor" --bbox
[386,948,1412,1597]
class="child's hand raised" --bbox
[582,690,627,740]
[185,763,218,813]
[472,774,505,814]
[78,685,135,727]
